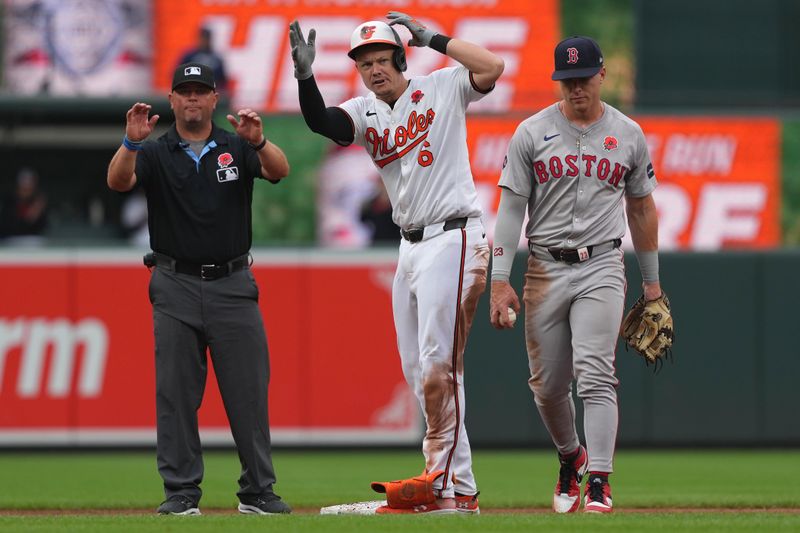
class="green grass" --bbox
[1,513,799,533]
[0,449,798,531]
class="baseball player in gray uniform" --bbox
[489,36,663,514]
[289,12,503,514]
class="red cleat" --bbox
[583,473,613,513]
[552,446,588,513]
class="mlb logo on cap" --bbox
[172,62,216,90]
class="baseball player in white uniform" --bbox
[289,13,504,514]
[489,36,663,514]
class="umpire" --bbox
[107,62,292,516]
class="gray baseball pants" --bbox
[523,248,626,473]
[148,265,277,502]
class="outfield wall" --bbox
[0,249,798,447]
[0,249,420,446]
[467,249,800,447]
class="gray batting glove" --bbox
[289,20,316,80]
[386,11,436,48]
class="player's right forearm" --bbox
[444,38,504,84]
[107,145,138,192]
[491,187,528,282]
[298,77,353,143]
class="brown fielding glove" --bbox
[620,292,674,367]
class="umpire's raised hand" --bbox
[125,102,159,142]
[289,21,316,80]
[226,108,264,146]
[108,102,158,192]
[227,109,290,180]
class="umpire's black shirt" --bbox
[135,123,274,264]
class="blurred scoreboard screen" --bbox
[2,0,152,96]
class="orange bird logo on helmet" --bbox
[361,26,376,39]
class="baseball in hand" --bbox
[507,308,517,326]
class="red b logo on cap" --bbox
[567,47,579,64]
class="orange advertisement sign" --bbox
[153,0,559,112]
[0,251,418,446]
[637,117,780,249]
[463,115,782,250]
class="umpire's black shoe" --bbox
[156,495,201,515]
[238,493,292,515]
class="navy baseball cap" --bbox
[551,36,604,80]
[172,62,216,90]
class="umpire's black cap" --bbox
[172,62,216,90]
[551,36,604,80]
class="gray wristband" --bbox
[635,250,659,282]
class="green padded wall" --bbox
[465,251,800,446]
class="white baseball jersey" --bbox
[499,102,657,248]
[338,65,492,499]
[338,66,486,229]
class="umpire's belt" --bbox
[400,217,468,243]
[529,238,622,264]
[152,252,250,280]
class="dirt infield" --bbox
[1,507,799,516]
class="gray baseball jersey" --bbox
[496,101,658,478]
[338,66,485,229]
[499,102,657,248]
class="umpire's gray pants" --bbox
[149,266,277,502]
